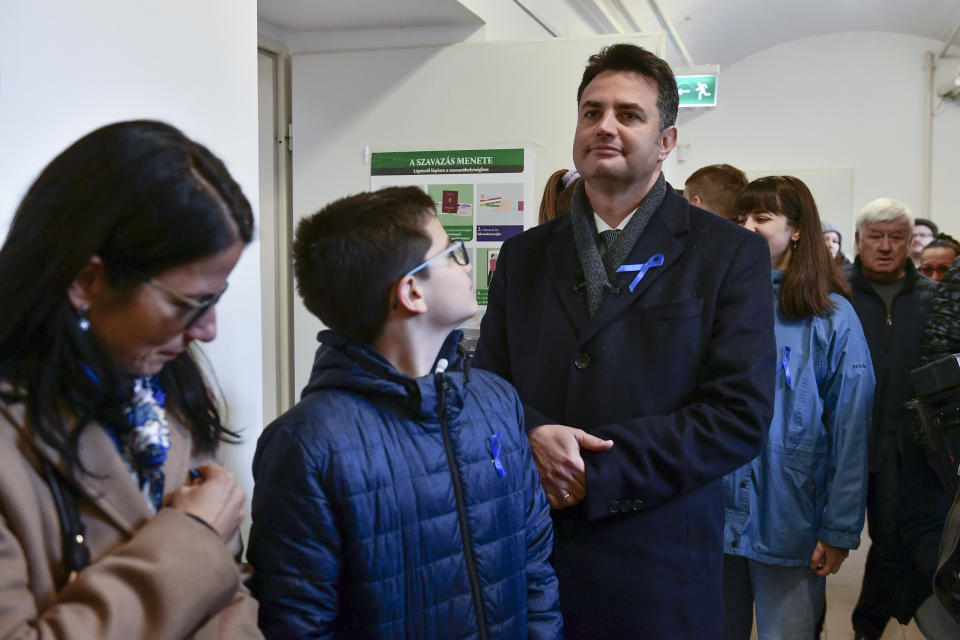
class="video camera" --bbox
[907,354,960,496]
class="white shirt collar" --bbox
[594,210,635,233]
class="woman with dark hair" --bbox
[919,233,960,282]
[722,176,875,639]
[0,121,263,639]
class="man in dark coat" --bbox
[843,197,943,639]
[475,43,775,639]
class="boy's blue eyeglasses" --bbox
[392,241,470,309]
[403,240,470,277]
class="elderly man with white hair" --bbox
[843,198,946,639]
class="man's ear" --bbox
[392,275,428,316]
[658,125,678,161]
[67,255,106,311]
[692,194,703,208]
[854,231,861,251]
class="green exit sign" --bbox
[676,74,718,108]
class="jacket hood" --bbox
[302,329,467,421]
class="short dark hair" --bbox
[577,43,679,131]
[684,164,748,220]
[0,120,254,475]
[293,186,436,344]
[915,218,939,235]
[738,175,851,320]
[924,233,960,256]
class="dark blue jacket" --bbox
[248,330,561,639]
[475,184,775,639]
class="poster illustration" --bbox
[426,183,474,241]
[476,182,524,242]
[370,148,534,313]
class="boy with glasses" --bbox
[247,186,561,639]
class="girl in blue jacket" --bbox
[723,176,875,639]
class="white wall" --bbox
[0,0,263,528]
[666,31,960,245]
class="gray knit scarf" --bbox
[571,173,667,315]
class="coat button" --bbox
[731,539,739,548]
[609,500,620,513]
[739,481,747,488]
[620,501,631,513]
[632,500,644,511]
[574,353,591,370]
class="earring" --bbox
[792,240,799,252]
[77,305,90,332]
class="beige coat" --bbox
[0,401,264,640]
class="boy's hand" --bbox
[528,424,613,509]
[809,540,849,576]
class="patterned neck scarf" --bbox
[110,376,170,512]
[571,173,667,315]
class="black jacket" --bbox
[842,258,937,469]
[476,184,775,639]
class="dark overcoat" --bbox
[476,185,776,639]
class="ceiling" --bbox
[655,0,960,67]
[257,0,481,32]
[257,0,960,68]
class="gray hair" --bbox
[856,198,914,237]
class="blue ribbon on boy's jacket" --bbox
[490,433,506,478]
[616,253,665,292]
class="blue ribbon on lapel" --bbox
[490,432,506,478]
[777,346,792,388]
[616,253,665,292]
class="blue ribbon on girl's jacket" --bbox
[777,346,792,388]
[616,253,665,292]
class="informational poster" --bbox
[371,148,535,314]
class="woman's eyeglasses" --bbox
[134,272,229,328]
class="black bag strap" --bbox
[42,461,90,583]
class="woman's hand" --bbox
[169,463,245,543]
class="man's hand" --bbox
[528,424,613,509]
[809,540,849,576]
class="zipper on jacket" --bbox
[436,373,491,640]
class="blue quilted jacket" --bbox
[248,330,562,639]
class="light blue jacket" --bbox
[723,269,875,565]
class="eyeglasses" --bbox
[403,240,470,278]
[913,231,935,240]
[144,277,229,328]
[392,241,470,309]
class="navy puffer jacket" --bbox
[248,330,562,639]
